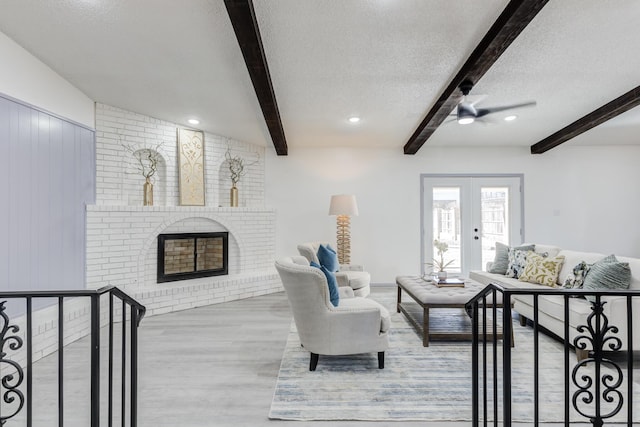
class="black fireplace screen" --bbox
[157,232,228,283]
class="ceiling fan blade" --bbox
[476,101,536,118]
[466,94,487,106]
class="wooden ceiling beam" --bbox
[530,86,640,154]
[404,0,549,155]
[224,0,288,155]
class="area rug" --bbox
[269,295,640,422]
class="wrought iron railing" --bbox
[0,286,146,426]
[465,284,638,427]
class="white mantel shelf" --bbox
[87,205,275,214]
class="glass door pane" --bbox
[480,187,510,269]
[431,187,461,273]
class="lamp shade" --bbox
[329,194,359,216]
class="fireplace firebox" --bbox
[157,232,228,283]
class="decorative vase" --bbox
[230,184,238,207]
[437,270,447,281]
[143,177,153,206]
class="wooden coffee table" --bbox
[396,275,505,347]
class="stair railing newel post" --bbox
[90,294,100,427]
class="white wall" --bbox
[0,31,94,128]
[266,144,640,283]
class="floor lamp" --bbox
[329,195,359,265]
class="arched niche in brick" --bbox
[124,148,167,206]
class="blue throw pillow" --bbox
[310,261,340,307]
[317,244,339,273]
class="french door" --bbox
[421,175,523,276]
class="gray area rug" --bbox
[269,295,640,422]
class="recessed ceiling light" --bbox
[188,119,200,125]
[504,115,517,122]
[348,116,360,123]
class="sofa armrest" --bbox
[340,264,364,272]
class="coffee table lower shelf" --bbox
[396,276,509,347]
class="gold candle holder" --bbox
[230,184,239,207]
[143,177,153,206]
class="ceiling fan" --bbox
[453,79,536,125]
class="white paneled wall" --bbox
[0,94,95,292]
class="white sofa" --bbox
[470,244,640,358]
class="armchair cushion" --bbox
[310,261,340,307]
[317,244,339,272]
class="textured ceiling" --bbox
[0,0,639,152]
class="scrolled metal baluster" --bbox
[571,299,625,426]
[0,301,25,425]
[572,360,594,411]
[574,327,595,355]
[598,361,624,418]
[602,332,622,352]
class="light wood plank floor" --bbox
[21,286,595,426]
[134,286,591,427]
[136,287,443,427]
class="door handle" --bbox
[474,236,479,240]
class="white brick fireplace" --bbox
[87,104,282,316]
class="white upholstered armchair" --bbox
[274,256,390,371]
[297,242,371,297]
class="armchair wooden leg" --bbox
[576,348,590,361]
[378,352,385,369]
[310,353,319,371]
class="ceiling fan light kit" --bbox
[454,79,536,125]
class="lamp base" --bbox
[336,215,351,264]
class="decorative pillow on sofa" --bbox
[582,254,631,302]
[563,261,592,289]
[506,249,533,278]
[310,261,340,307]
[317,244,339,273]
[518,253,565,287]
[489,243,535,274]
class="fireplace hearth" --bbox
[157,232,228,283]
